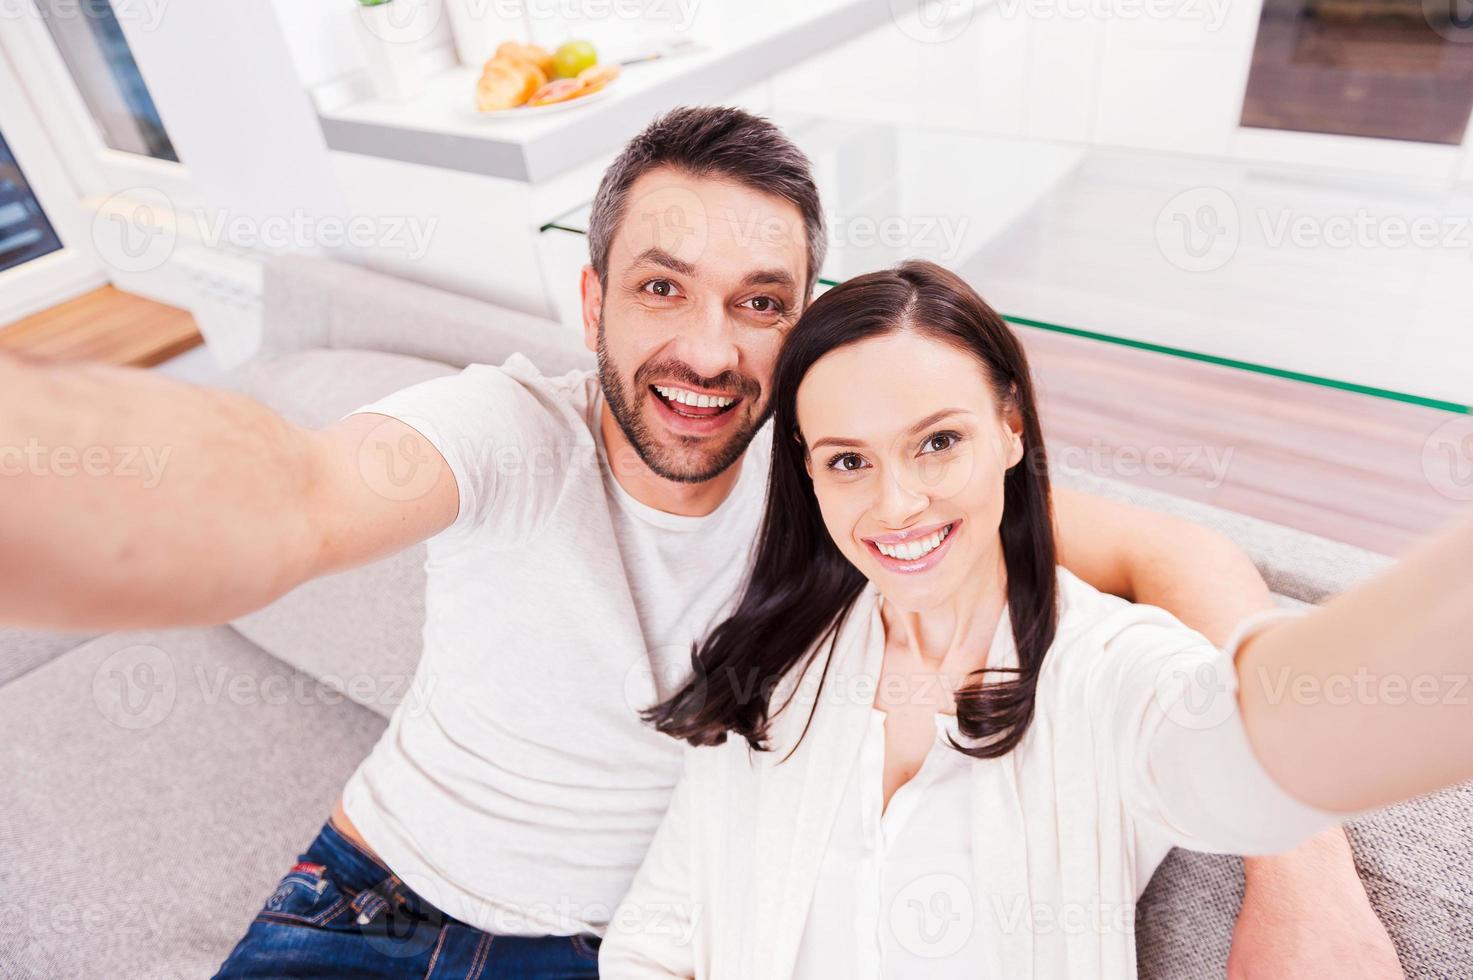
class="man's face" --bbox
[582,166,809,484]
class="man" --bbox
[0,107,1397,978]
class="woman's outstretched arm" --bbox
[1237,513,1473,812]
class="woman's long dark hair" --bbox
[644,260,1058,760]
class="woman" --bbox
[600,260,1473,979]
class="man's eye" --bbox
[642,279,679,298]
[828,453,866,472]
[744,295,786,315]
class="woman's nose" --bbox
[873,464,930,528]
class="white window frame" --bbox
[0,0,201,207]
[0,49,105,325]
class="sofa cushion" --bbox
[0,626,99,686]
[225,348,455,713]
[1135,784,1473,978]
[0,627,387,980]
[231,347,458,430]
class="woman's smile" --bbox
[862,518,963,574]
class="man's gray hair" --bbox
[587,106,827,300]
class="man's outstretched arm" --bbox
[1053,486,1402,979]
[0,351,458,631]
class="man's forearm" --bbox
[1052,487,1275,646]
[0,352,319,629]
[1124,522,1274,647]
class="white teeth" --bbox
[875,523,953,561]
[654,385,735,409]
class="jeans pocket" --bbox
[570,933,602,962]
[256,862,355,928]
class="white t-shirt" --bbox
[339,353,772,937]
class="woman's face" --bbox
[797,329,1024,613]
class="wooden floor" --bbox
[1021,327,1469,557]
[0,286,202,367]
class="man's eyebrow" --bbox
[631,247,697,277]
[739,268,797,291]
[808,409,969,454]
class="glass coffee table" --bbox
[543,114,1471,414]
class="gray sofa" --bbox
[2,255,1468,979]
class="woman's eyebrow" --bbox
[808,409,969,453]
[905,408,968,435]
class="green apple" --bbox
[553,40,597,79]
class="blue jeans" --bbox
[214,819,601,978]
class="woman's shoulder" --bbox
[1048,566,1218,665]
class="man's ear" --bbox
[579,264,603,354]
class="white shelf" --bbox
[314,0,920,183]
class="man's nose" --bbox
[672,303,741,383]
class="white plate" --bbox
[466,82,615,120]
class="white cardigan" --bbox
[601,570,1344,979]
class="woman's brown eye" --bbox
[649,280,672,297]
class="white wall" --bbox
[119,4,348,241]
[772,0,1473,178]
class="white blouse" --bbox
[601,569,1348,980]
[792,708,982,978]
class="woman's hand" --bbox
[1236,512,1473,814]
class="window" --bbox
[0,128,64,274]
[37,0,178,162]
[1241,0,1473,145]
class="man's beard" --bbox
[596,316,771,485]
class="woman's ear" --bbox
[1002,390,1025,470]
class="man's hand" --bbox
[1229,828,1403,979]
